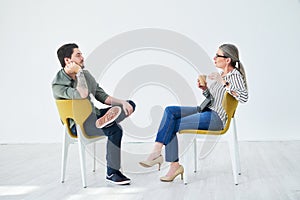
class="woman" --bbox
[139,44,248,182]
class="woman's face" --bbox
[213,49,229,69]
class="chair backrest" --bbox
[179,92,238,135]
[221,92,238,133]
[55,99,92,138]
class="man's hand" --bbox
[121,100,133,116]
[105,97,134,116]
[65,61,81,74]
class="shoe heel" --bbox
[180,173,183,180]
[158,163,161,171]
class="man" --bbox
[52,43,136,185]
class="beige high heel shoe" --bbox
[139,155,164,171]
[160,165,184,182]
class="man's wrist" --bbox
[76,68,83,75]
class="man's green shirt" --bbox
[52,69,109,127]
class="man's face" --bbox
[70,48,84,67]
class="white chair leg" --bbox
[61,130,70,183]
[228,140,238,185]
[228,120,240,185]
[232,118,241,175]
[182,138,195,185]
[193,138,197,173]
[78,138,87,188]
[93,143,96,172]
[182,152,188,185]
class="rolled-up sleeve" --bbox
[83,70,109,103]
[52,83,82,99]
[51,69,82,99]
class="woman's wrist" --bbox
[203,88,210,97]
[223,81,229,88]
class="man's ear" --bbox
[64,57,71,65]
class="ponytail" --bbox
[236,61,248,90]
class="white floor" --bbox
[0,141,300,200]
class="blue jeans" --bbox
[71,100,136,174]
[155,106,223,162]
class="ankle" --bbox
[153,142,163,151]
[166,165,179,177]
[170,162,180,168]
[107,167,118,176]
[147,152,161,161]
[166,163,180,175]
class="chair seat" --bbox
[179,128,226,135]
[179,92,241,185]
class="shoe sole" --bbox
[106,179,131,185]
[96,106,122,128]
[139,162,152,168]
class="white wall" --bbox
[0,0,299,143]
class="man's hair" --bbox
[57,43,78,68]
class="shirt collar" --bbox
[61,68,73,81]
[224,68,238,76]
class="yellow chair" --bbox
[179,92,241,185]
[55,99,105,188]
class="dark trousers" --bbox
[71,100,136,175]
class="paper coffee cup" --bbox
[198,75,207,86]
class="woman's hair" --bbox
[219,44,248,89]
[57,43,78,68]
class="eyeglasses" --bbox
[215,54,228,58]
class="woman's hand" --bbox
[197,78,207,91]
[208,72,223,83]
[208,72,229,86]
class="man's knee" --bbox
[127,100,136,112]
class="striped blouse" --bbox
[207,68,248,126]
